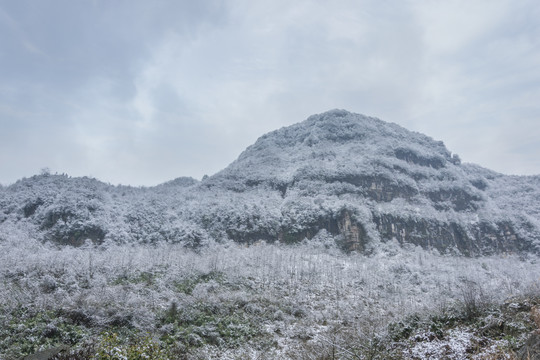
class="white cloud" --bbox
[412,0,510,55]
[1,0,539,185]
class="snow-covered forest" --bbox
[1,110,540,358]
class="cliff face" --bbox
[1,110,539,255]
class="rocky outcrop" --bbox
[426,187,482,212]
[278,216,340,245]
[373,214,524,256]
[394,147,447,169]
[331,175,418,202]
[337,211,366,252]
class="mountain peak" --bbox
[192,110,539,255]
[209,110,455,187]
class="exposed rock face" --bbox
[332,175,418,202]
[394,147,447,169]
[373,215,523,255]
[337,211,365,252]
[1,110,539,255]
[278,215,340,245]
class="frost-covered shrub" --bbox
[94,332,168,360]
[0,236,540,358]
[39,275,57,294]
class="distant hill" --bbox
[1,110,539,255]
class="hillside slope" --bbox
[1,110,539,255]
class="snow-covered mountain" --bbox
[1,110,539,255]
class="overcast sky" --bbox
[1,0,539,186]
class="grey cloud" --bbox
[0,0,539,185]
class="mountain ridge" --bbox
[1,110,539,255]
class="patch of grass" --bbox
[54,331,174,360]
[94,331,169,360]
[159,301,264,349]
[111,270,162,286]
[0,308,90,359]
[388,313,421,341]
[173,270,226,295]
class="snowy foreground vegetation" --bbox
[1,231,539,359]
[2,110,540,358]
